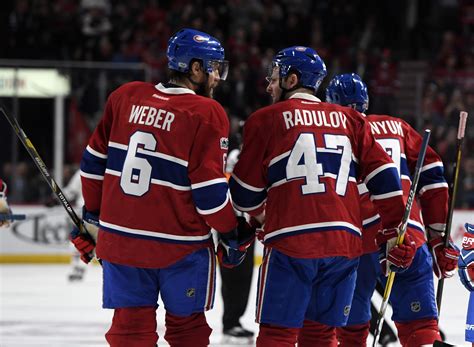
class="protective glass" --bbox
[266,63,280,83]
[208,60,229,80]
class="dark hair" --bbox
[168,59,203,83]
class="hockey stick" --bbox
[372,129,431,347]
[0,213,26,221]
[0,107,95,261]
[436,111,468,314]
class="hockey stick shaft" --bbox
[0,107,86,234]
[372,129,431,346]
[436,111,468,314]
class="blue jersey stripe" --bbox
[81,149,107,176]
[418,165,447,192]
[267,151,357,187]
[107,146,190,187]
[366,166,401,195]
[400,157,410,177]
[229,177,267,210]
[192,183,229,211]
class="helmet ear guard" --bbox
[326,73,369,113]
[167,28,228,80]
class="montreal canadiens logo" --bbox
[295,46,306,52]
[193,35,208,43]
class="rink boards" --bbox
[0,205,472,263]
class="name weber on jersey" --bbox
[129,104,175,131]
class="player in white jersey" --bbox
[62,170,88,281]
[459,223,474,346]
[0,179,11,228]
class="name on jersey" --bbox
[129,104,175,131]
[369,120,404,137]
[282,110,347,130]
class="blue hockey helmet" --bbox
[167,28,229,80]
[272,46,327,92]
[326,73,369,113]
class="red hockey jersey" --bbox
[80,82,237,268]
[229,93,406,259]
[359,114,449,253]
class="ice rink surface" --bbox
[0,263,470,346]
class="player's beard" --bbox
[195,83,214,98]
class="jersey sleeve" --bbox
[405,123,449,231]
[80,92,114,213]
[353,113,405,229]
[229,111,269,216]
[187,102,237,233]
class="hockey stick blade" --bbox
[0,213,26,221]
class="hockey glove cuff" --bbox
[376,227,416,276]
[217,216,256,268]
[429,236,459,279]
[70,208,99,264]
[459,223,474,291]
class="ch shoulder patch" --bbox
[220,137,229,150]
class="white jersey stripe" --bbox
[233,199,266,212]
[86,145,107,159]
[364,163,397,184]
[80,170,104,181]
[269,151,290,166]
[231,173,265,192]
[108,141,188,166]
[99,219,212,241]
[421,161,444,172]
[418,182,449,196]
[196,192,230,215]
[264,221,361,242]
[108,141,128,150]
[105,169,191,191]
[370,190,403,201]
[150,178,191,191]
[191,178,228,189]
[362,214,380,227]
[105,168,121,177]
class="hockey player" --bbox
[63,170,89,281]
[0,179,11,228]
[229,47,410,347]
[459,223,474,346]
[326,73,460,346]
[72,28,254,347]
[220,142,256,343]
